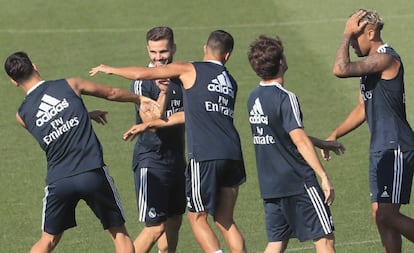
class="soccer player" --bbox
[4,51,157,253]
[123,26,186,253]
[90,30,247,253]
[324,9,414,252]
[246,35,343,253]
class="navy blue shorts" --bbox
[263,184,334,242]
[186,159,246,215]
[134,167,186,224]
[369,148,414,204]
[42,166,126,235]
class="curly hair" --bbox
[247,35,284,80]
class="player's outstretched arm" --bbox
[321,93,365,160]
[123,111,184,141]
[89,64,153,80]
[67,77,158,105]
[67,77,161,120]
[89,62,189,80]
[309,137,345,156]
[89,62,196,89]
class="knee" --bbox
[375,207,392,225]
[30,233,61,253]
[148,223,167,239]
[313,234,335,253]
[45,233,61,249]
[213,216,235,230]
[187,211,208,224]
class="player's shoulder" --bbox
[169,61,193,70]
[132,79,156,91]
[377,44,400,59]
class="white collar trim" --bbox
[27,80,45,95]
[259,81,282,87]
[205,60,223,66]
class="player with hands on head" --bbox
[324,8,414,252]
[4,51,160,253]
[90,29,247,253]
[247,35,344,253]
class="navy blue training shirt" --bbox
[361,44,414,152]
[247,82,318,199]
[131,78,186,170]
[18,79,104,184]
[183,61,243,162]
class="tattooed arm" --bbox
[333,9,395,78]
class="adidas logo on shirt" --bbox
[249,98,268,125]
[36,94,69,127]
[207,71,235,98]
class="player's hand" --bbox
[344,9,368,36]
[321,140,345,161]
[89,64,112,76]
[139,96,161,120]
[122,123,149,141]
[321,176,335,206]
[89,110,108,125]
[154,62,170,93]
[321,135,339,161]
[156,78,170,94]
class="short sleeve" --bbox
[280,91,303,133]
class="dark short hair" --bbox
[4,51,34,83]
[146,26,174,46]
[247,35,284,80]
[206,30,234,54]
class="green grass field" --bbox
[1,0,414,252]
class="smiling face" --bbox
[147,39,176,66]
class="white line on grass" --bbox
[285,239,381,252]
[1,14,413,34]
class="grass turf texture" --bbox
[1,0,414,252]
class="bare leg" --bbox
[313,234,335,253]
[377,203,414,242]
[108,225,134,253]
[214,186,246,253]
[188,211,221,253]
[375,202,414,251]
[156,232,168,253]
[157,215,183,253]
[372,203,402,253]
[134,223,165,253]
[263,241,288,253]
[30,232,63,253]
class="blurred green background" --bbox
[1,0,414,252]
